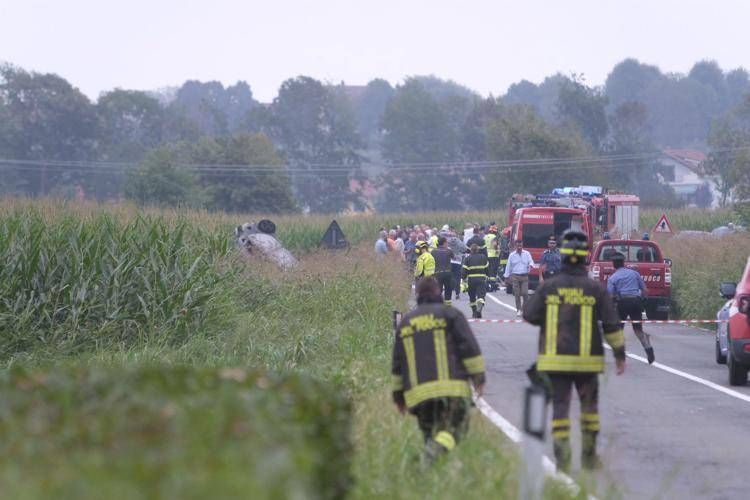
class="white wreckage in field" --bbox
[234,220,298,270]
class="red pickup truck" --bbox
[588,239,672,320]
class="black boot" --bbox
[553,438,572,473]
[582,431,602,470]
[646,347,655,364]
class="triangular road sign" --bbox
[652,213,674,234]
[320,220,349,249]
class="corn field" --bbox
[0,198,743,358]
[0,207,237,357]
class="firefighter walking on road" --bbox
[432,236,455,305]
[608,253,656,364]
[523,231,626,472]
[391,277,486,466]
[462,244,489,319]
[414,241,435,281]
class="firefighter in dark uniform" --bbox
[498,227,511,280]
[432,236,455,305]
[461,244,489,319]
[523,230,626,472]
[466,227,487,255]
[391,277,486,465]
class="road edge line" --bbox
[474,395,597,499]
[603,345,750,403]
[486,292,519,312]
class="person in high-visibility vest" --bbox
[414,241,435,280]
[484,225,500,291]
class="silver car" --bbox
[715,282,736,364]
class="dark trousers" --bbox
[450,263,462,296]
[488,257,499,282]
[435,272,454,304]
[467,277,486,316]
[412,397,470,461]
[617,296,652,349]
[549,373,600,470]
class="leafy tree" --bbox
[378,79,464,211]
[556,76,609,151]
[355,79,394,148]
[96,89,166,162]
[263,76,363,213]
[688,60,727,105]
[483,104,599,206]
[124,147,200,207]
[604,59,663,111]
[705,96,750,206]
[191,133,297,214]
[607,101,680,207]
[505,74,569,122]
[693,183,714,208]
[726,68,750,107]
[0,64,97,196]
[170,80,257,137]
[461,97,505,161]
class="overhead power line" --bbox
[0,145,746,177]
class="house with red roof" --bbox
[659,149,721,207]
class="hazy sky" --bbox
[2,0,749,102]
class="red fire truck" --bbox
[502,186,640,292]
[506,206,592,291]
[507,186,640,239]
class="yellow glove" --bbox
[460,281,468,293]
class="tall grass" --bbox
[641,208,738,233]
[659,233,750,321]
[0,209,236,358]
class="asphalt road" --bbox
[459,288,750,500]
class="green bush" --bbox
[0,365,352,500]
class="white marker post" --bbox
[519,384,548,500]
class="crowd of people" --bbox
[375,222,516,319]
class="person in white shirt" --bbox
[503,240,535,315]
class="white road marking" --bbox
[603,345,750,404]
[486,293,750,404]
[486,292,519,312]
[474,395,596,499]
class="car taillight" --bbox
[591,265,600,279]
[665,268,671,285]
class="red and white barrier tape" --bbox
[467,318,727,324]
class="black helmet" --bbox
[560,230,589,265]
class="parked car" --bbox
[588,239,672,320]
[715,257,750,386]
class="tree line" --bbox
[1,59,749,213]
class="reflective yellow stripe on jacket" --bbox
[403,379,472,408]
[537,290,606,373]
